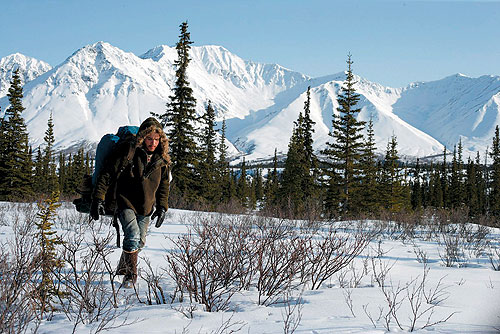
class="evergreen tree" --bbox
[449,140,464,208]
[429,162,444,208]
[157,21,198,202]
[475,152,487,215]
[217,118,232,204]
[379,135,409,212]
[0,69,33,200]
[58,152,67,196]
[254,168,264,204]
[280,115,308,215]
[35,191,63,317]
[465,157,479,216]
[0,107,5,182]
[357,117,379,214]
[264,148,280,209]
[441,146,449,208]
[489,125,500,216]
[198,101,218,204]
[249,172,257,209]
[236,158,249,207]
[66,148,85,196]
[33,147,45,194]
[42,113,59,195]
[320,54,365,215]
[301,86,317,199]
[410,158,424,210]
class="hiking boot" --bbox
[121,250,138,289]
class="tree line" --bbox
[1,22,500,226]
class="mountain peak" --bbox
[140,45,176,62]
[0,42,499,161]
[0,53,52,97]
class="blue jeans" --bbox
[119,209,151,252]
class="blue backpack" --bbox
[92,125,139,186]
[73,125,139,247]
[73,126,139,246]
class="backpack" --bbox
[73,125,139,246]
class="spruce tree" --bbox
[58,152,67,197]
[249,172,257,209]
[66,148,85,195]
[429,162,444,208]
[0,69,33,200]
[264,148,280,209]
[157,21,198,202]
[379,135,409,212]
[236,158,249,207]
[475,152,487,215]
[489,125,500,216]
[410,158,423,210]
[33,147,45,194]
[320,54,365,215]
[441,147,449,208]
[0,108,5,183]
[35,191,63,317]
[198,101,218,204]
[281,114,309,215]
[42,113,59,195]
[254,168,264,203]
[217,118,232,204]
[357,117,379,214]
[301,86,317,199]
[465,157,479,216]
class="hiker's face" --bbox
[144,133,160,152]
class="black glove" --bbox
[90,199,105,221]
[151,207,166,228]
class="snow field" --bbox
[0,202,499,333]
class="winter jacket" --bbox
[93,130,170,216]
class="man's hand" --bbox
[90,199,105,221]
[151,207,167,228]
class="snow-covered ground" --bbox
[1,202,499,333]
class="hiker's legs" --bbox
[137,214,150,250]
[119,209,151,252]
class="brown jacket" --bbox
[93,139,170,216]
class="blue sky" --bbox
[1,0,499,87]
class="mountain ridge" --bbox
[0,42,498,161]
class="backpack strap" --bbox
[117,143,136,176]
[113,212,121,248]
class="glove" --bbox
[90,199,105,221]
[151,207,166,228]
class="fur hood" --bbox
[135,117,171,165]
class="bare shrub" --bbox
[488,243,500,271]
[438,228,466,267]
[254,217,305,305]
[53,220,134,333]
[281,290,304,334]
[302,226,371,290]
[412,244,429,264]
[208,313,246,334]
[437,220,490,268]
[0,214,41,334]
[366,260,456,332]
[165,213,250,312]
[139,256,168,305]
[370,256,396,288]
[343,287,356,317]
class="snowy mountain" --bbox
[0,42,499,161]
[393,74,500,156]
[0,53,52,97]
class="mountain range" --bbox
[1,41,499,162]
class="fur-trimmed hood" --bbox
[135,117,171,165]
